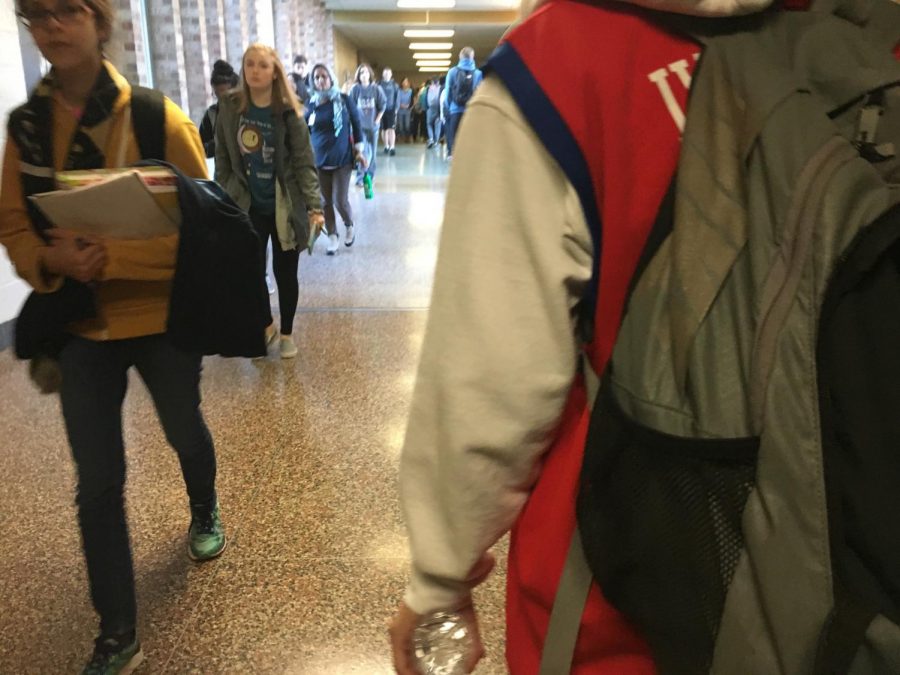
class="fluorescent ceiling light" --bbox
[419,66,449,72]
[409,42,454,50]
[404,29,455,38]
[416,60,451,67]
[398,0,456,7]
[412,52,451,59]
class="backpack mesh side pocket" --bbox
[577,382,759,674]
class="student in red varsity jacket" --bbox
[389,0,777,673]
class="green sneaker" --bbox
[82,636,143,675]
[188,501,227,561]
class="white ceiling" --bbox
[329,1,518,79]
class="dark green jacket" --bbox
[214,93,321,251]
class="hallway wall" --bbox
[0,0,33,324]
[108,0,357,125]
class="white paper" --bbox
[29,171,178,239]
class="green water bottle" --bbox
[363,173,374,200]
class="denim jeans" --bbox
[446,111,464,156]
[426,109,442,145]
[357,127,378,180]
[59,333,217,637]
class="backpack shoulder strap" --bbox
[130,85,167,161]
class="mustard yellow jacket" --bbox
[0,61,208,341]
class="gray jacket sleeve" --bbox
[213,96,250,211]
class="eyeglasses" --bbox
[17,3,91,30]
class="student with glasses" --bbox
[1,0,224,673]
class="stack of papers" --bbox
[55,166,178,192]
[30,168,180,239]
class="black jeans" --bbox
[446,111,464,155]
[250,209,300,335]
[59,334,217,638]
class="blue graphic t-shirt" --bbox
[238,103,276,214]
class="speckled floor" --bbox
[0,144,509,674]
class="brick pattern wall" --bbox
[273,0,294,68]
[106,0,139,84]
[300,0,332,70]
[146,0,189,110]
[180,0,212,122]
[106,0,346,125]
[273,0,333,75]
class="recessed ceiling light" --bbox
[412,52,451,60]
[403,29,455,38]
[397,0,456,7]
[419,66,449,72]
[416,60,451,67]
[409,42,454,50]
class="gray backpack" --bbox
[544,1,900,673]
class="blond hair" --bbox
[236,43,302,117]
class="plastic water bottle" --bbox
[413,612,472,675]
[363,173,374,199]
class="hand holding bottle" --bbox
[389,553,495,674]
[390,602,484,675]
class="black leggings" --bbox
[250,209,299,335]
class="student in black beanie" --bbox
[199,60,239,158]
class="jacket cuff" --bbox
[35,249,64,293]
[403,568,471,616]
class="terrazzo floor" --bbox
[0,143,509,674]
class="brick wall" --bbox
[146,0,189,110]
[180,0,212,123]
[105,0,356,125]
[204,0,225,65]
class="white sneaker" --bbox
[279,336,298,359]
[326,233,339,255]
[344,225,355,247]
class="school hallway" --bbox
[0,145,509,674]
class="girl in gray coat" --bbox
[215,43,324,359]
